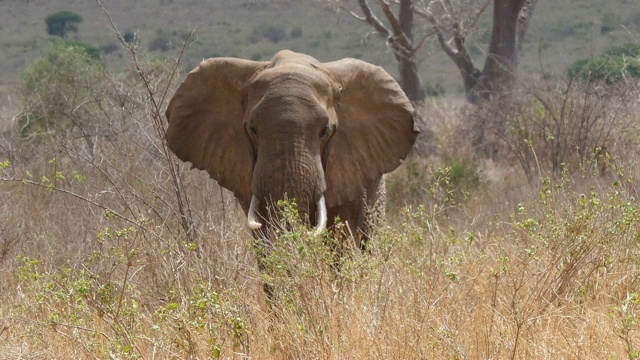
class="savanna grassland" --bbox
[1,0,640,107]
[1,1,640,359]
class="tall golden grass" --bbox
[2,23,640,359]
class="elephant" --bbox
[165,50,418,252]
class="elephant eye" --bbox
[249,126,258,136]
[320,125,329,139]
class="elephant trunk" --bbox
[248,147,327,232]
[247,194,327,233]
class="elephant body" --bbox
[165,50,418,249]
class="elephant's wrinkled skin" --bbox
[165,50,418,248]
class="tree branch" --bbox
[326,0,367,21]
[378,0,403,37]
[414,6,480,92]
[358,0,392,37]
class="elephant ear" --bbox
[165,58,268,207]
[321,59,418,207]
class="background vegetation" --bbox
[0,0,640,358]
[1,0,640,110]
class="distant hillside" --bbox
[0,0,639,107]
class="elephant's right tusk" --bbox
[248,195,263,230]
[315,194,327,235]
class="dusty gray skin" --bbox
[165,50,417,251]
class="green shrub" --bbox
[605,43,640,57]
[18,42,113,147]
[386,157,481,209]
[60,40,102,61]
[432,158,481,205]
[568,43,640,83]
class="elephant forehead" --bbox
[249,91,329,125]
[249,65,334,98]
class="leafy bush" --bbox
[17,42,117,155]
[568,43,640,83]
[605,43,640,57]
[386,157,481,210]
[432,158,481,204]
[45,10,83,38]
[61,40,102,60]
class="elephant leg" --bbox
[327,175,386,252]
[357,175,386,251]
[327,202,361,254]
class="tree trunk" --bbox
[397,0,425,103]
[467,0,537,103]
[349,0,425,103]
[398,56,424,103]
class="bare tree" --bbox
[328,0,538,104]
[329,0,427,103]
[417,0,537,103]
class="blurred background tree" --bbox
[45,10,83,38]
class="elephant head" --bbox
[165,50,417,234]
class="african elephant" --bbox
[165,50,418,249]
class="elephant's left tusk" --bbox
[315,194,327,235]
[248,195,263,230]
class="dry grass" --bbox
[4,151,640,359]
[2,26,640,360]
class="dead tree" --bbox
[329,0,538,104]
[417,0,537,103]
[330,0,427,103]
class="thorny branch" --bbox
[95,0,199,248]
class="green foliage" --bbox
[18,42,108,140]
[45,10,83,38]
[568,43,640,83]
[605,43,640,57]
[61,40,101,61]
[248,24,286,44]
[386,158,481,209]
[432,158,481,204]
